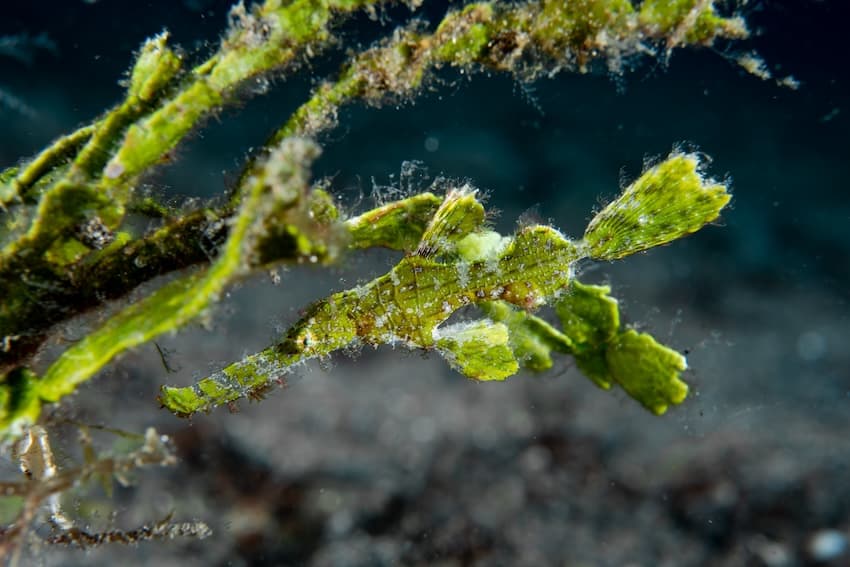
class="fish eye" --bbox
[296,329,315,350]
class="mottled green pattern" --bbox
[160,153,726,416]
[0,0,386,378]
[2,139,334,436]
[276,0,748,140]
[584,153,730,260]
[0,0,756,439]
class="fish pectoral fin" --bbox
[434,319,519,381]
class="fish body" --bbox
[279,225,582,358]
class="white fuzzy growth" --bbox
[456,261,470,288]
[353,284,371,299]
[455,182,477,195]
[736,52,772,81]
[456,230,512,263]
[432,320,480,343]
[201,349,295,404]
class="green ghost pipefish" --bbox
[161,152,729,417]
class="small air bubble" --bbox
[808,530,848,562]
[797,331,826,361]
[820,107,840,123]
[424,136,439,152]
[104,160,124,179]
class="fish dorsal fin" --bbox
[416,185,486,259]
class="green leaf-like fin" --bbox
[416,186,486,258]
[435,320,519,381]
[605,330,689,414]
[0,0,759,442]
[161,152,726,417]
[483,281,689,415]
[556,281,688,415]
[346,193,442,252]
[584,152,730,260]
